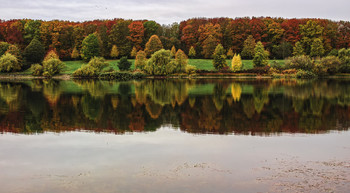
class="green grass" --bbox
[19,59,285,75]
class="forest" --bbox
[1,17,350,60]
[1,17,350,78]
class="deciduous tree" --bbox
[253,41,269,67]
[241,35,256,59]
[81,33,101,61]
[145,35,163,56]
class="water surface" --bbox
[0,79,349,192]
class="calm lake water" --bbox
[0,79,349,193]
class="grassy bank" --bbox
[59,59,285,74]
[1,59,285,76]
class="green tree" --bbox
[110,45,119,59]
[231,54,242,72]
[293,41,305,56]
[310,38,325,57]
[81,34,101,62]
[145,35,163,56]
[23,38,45,65]
[253,41,269,67]
[188,46,196,59]
[212,44,227,70]
[144,49,175,75]
[271,42,293,59]
[241,35,256,59]
[23,20,41,45]
[118,56,132,71]
[300,20,324,55]
[135,50,147,70]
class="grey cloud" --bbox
[0,0,350,24]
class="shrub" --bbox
[338,48,350,73]
[72,57,108,77]
[296,70,317,79]
[231,54,242,72]
[31,64,43,76]
[135,50,147,70]
[253,41,269,67]
[144,49,172,75]
[72,65,99,77]
[0,53,21,72]
[315,56,341,75]
[42,58,65,77]
[242,66,270,74]
[212,44,227,70]
[80,34,100,61]
[269,61,285,71]
[282,69,298,74]
[118,56,132,71]
[185,65,196,74]
[88,57,109,70]
[285,55,314,71]
[23,38,45,65]
[328,49,338,57]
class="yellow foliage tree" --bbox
[130,46,137,58]
[170,46,176,58]
[71,47,80,60]
[231,54,242,72]
[110,45,119,59]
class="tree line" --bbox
[1,17,350,61]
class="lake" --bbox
[0,79,349,192]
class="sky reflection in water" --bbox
[0,79,349,192]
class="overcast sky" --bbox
[1,0,349,24]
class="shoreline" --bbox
[1,73,350,80]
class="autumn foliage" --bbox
[0,17,349,62]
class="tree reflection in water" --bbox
[0,79,349,135]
